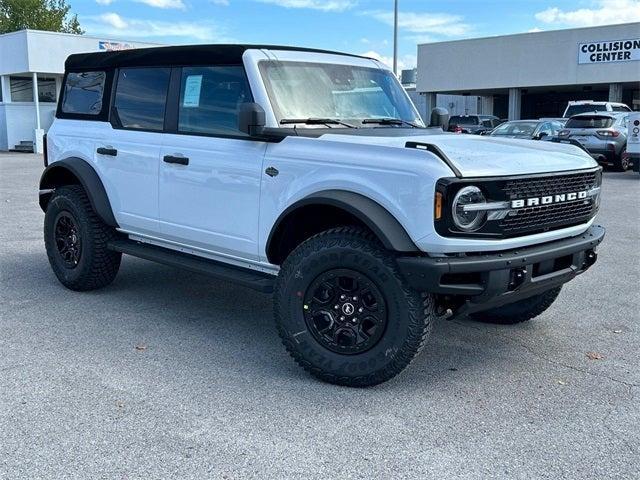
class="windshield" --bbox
[450,116,479,126]
[259,61,424,127]
[564,104,607,117]
[565,116,614,129]
[491,121,538,137]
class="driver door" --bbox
[158,65,267,260]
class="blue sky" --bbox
[76,0,640,69]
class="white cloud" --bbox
[134,0,186,9]
[84,13,227,42]
[256,0,356,12]
[361,50,417,71]
[211,0,230,4]
[528,27,543,33]
[95,0,115,5]
[100,12,128,29]
[365,10,471,37]
[535,0,640,27]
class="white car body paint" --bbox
[47,48,601,273]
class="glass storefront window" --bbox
[9,76,57,103]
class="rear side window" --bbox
[114,68,170,131]
[612,105,630,112]
[61,72,105,115]
[565,116,614,129]
[450,116,479,125]
[178,66,252,136]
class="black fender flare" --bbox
[266,190,419,261]
[39,157,118,227]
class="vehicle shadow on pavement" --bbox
[3,250,543,390]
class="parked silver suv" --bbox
[558,112,630,171]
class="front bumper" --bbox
[397,225,605,316]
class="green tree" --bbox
[0,0,83,35]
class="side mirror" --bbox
[534,132,548,140]
[429,107,449,131]
[238,102,266,136]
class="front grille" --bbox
[502,171,598,199]
[499,170,600,235]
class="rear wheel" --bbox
[614,146,629,172]
[470,287,562,325]
[44,185,121,291]
[274,227,437,387]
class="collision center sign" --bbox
[578,38,640,64]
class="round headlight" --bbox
[452,186,487,231]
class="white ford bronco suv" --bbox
[40,45,605,386]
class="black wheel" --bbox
[613,146,629,172]
[44,185,121,291]
[274,227,437,387]
[471,286,562,325]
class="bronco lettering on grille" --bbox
[510,191,588,208]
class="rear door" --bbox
[96,67,170,236]
[158,65,267,260]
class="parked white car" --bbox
[563,100,631,118]
[40,45,605,386]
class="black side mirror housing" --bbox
[429,107,449,131]
[238,102,266,136]
[534,132,548,140]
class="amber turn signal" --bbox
[434,192,443,220]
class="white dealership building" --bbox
[0,29,157,152]
[416,22,640,120]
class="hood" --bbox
[319,131,597,177]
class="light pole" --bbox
[393,0,398,76]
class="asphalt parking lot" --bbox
[1,152,638,479]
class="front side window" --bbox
[61,71,105,115]
[178,66,252,136]
[114,68,170,131]
[259,60,423,127]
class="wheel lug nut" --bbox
[352,318,357,323]
[340,316,345,321]
[340,294,346,300]
[358,307,363,313]
[352,296,358,301]
[334,305,339,310]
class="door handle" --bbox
[163,155,189,166]
[97,147,117,156]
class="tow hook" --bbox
[584,250,597,268]
[509,267,527,290]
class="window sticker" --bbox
[183,75,203,107]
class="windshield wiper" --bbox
[362,118,421,128]
[280,118,357,128]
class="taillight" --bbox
[596,130,619,137]
[558,130,569,136]
[43,134,48,167]
[454,126,462,134]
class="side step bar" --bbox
[108,239,275,293]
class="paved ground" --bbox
[1,153,638,479]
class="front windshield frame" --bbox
[258,60,425,128]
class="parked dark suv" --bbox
[448,115,502,134]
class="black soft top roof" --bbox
[65,44,368,70]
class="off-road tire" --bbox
[44,185,121,291]
[471,286,562,325]
[274,226,436,387]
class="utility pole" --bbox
[393,0,398,76]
